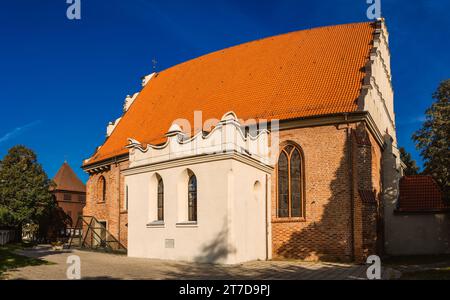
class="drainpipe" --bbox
[117,160,121,246]
[348,126,356,261]
[343,113,356,261]
[265,174,269,261]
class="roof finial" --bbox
[152,58,158,72]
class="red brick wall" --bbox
[353,124,383,262]
[84,160,129,247]
[271,123,383,262]
[272,124,354,262]
[53,191,85,226]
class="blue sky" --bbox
[0,0,449,182]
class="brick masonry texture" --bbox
[272,123,382,262]
[84,160,129,247]
[272,125,353,262]
[351,124,383,262]
[53,191,85,225]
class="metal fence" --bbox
[0,230,17,246]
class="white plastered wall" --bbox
[126,157,270,264]
[124,112,272,264]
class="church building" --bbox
[82,20,401,264]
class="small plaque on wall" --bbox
[165,239,175,249]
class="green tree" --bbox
[399,147,420,176]
[413,79,450,200]
[0,145,55,228]
[0,206,14,227]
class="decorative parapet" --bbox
[358,18,397,145]
[126,112,271,168]
[84,72,157,169]
[141,73,156,87]
[106,117,122,137]
[107,73,157,137]
[123,93,140,113]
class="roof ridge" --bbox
[156,21,376,77]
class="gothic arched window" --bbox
[277,144,304,218]
[188,174,197,222]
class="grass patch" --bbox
[0,244,50,279]
[401,267,450,280]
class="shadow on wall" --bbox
[275,126,380,262]
[194,219,236,264]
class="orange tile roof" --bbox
[398,176,449,213]
[53,162,86,193]
[86,22,376,165]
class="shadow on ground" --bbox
[158,260,369,280]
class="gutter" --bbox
[347,126,356,261]
[82,153,129,173]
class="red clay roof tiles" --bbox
[398,176,449,213]
[53,162,86,193]
[86,22,376,165]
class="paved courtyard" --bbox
[4,246,400,280]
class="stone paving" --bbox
[4,246,400,280]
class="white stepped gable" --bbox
[106,117,122,137]
[106,73,156,139]
[123,93,140,113]
[141,73,156,87]
[126,112,271,168]
[123,73,157,114]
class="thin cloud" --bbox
[397,116,426,126]
[0,121,42,144]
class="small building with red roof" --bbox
[398,176,449,213]
[384,175,450,255]
[52,162,86,225]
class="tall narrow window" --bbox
[98,176,106,203]
[278,152,289,218]
[188,175,197,222]
[125,185,129,211]
[290,149,302,217]
[157,178,164,221]
[277,144,304,218]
